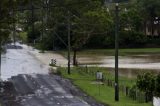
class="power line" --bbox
[73,31,108,35]
[54,31,68,48]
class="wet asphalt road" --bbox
[1,44,93,106]
[8,74,89,106]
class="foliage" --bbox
[136,73,155,94]
[14,0,160,50]
[155,74,160,97]
[0,0,28,45]
[119,7,143,32]
[0,0,14,45]
[19,32,27,43]
[137,0,160,18]
[119,31,147,48]
[136,73,160,101]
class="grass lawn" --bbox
[57,48,160,56]
[58,67,152,106]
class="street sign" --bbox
[50,59,56,66]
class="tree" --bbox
[136,72,155,102]
[136,0,160,36]
[68,0,113,65]
[0,0,14,44]
[119,7,143,32]
[0,0,18,78]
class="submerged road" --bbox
[1,44,103,106]
[1,44,48,80]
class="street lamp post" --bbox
[115,3,119,101]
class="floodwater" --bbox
[1,43,160,79]
[77,54,160,77]
[1,44,68,81]
[78,55,160,69]
[1,44,92,106]
[78,55,160,70]
[1,44,49,80]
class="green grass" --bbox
[80,48,160,56]
[58,67,152,106]
[57,48,160,57]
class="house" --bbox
[146,17,160,36]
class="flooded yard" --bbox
[77,54,160,77]
[78,55,160,69]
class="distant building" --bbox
[145,17,160,36]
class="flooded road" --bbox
[1,45,48,80]
[2,43,160,79]
[1,44,102,106]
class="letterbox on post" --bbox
[96,71,103,81]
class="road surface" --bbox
[1,44,104,106]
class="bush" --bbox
[155,74,160,97]
[136,72,160,102]
[119,31,147,48]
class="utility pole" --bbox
[67,11,71,75]
[12,9,16,46]
[41,15,44,41]
[0,41,1,80]
[31,1,35,44]
[41,6,44,52]
[13,21,16,46]
[115,3,119,101]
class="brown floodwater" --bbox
[77,55,160,78]
[2,43,160,79]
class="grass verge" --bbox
[58,67,152,106]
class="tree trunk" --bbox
[73,50,77,66]
[144,21,147,36]
[151,18,154,36]
[145,92,148,103]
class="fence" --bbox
[75,66,149,103]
